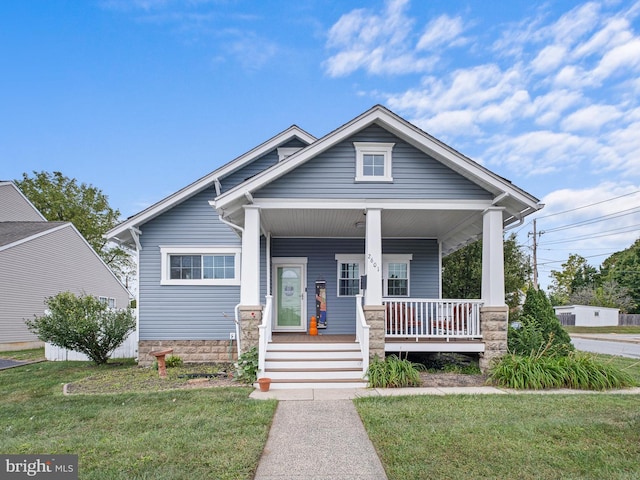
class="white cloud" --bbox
[530,45,567,74]
[416,14,466,51]
[323,0,469,77]
[561,104,623,132]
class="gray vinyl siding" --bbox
[220,139,309,193]
[0,184,43,221]
[0,225,130,344]
[270,237,439,334]
[255,125,492,200]
[138,186,243,340]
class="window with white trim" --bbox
[353,142,394,182]
[384,255,412,297]
[335,255,363,297]
[335,254,412,297]
[99,296,116,308]
[160,246,241,285]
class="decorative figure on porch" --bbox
[315,279,327,328]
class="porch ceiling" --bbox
[259,208,483,254]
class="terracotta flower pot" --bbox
[258,377,272,392]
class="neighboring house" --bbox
[0,181,131,351]
[107,105,542,388]
[554,305,619,327]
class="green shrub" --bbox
[490,349,636,391]
[165,355,183,368]
[509,289,573,355]
[26,291,136,365]
[234,347,259,384]
[366,354,424,388]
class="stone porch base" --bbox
[138,340,237,366]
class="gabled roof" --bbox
[107,125,316,245]
[214,105,541,225]
[0,182,47,221]
[0,221,68,249]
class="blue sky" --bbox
[2,0,640,290]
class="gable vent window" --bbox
[354,142,394,182]
[277,147,303,161]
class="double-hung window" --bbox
[354,142,394,182]
[336,254,412,297]
[335,255,363,297]
[160,246,241,285]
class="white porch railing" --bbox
[355,294,370,375]
[257,295,273,375]
[383,298,483,341]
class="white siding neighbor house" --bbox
[107,105,543,388]
[0,181,131,351]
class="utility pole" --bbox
[529,219,539,290]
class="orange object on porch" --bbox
[309,316,318,336]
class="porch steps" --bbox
[263,342,368,389]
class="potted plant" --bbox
[257,376,272,392]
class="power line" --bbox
[540,224,640,246]
[535,190,640,220]
[542,207,640,233]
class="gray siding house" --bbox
[0,181,131,351]
[107,106,542,388]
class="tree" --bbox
[569,280,636,313]
[443,233,531,311]
[509,288,573,356]
[26,292,136,365]
[548,254,597,305]
[600,238,640,313]
[15,171,133,283]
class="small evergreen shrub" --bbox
[509,289,573,356]
[366,354,424,388]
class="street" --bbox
[571,335,640,359]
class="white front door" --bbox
[273,262,306,331]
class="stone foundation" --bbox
[479,306,509,372]
[239,305,263,355]
[138,340,238,366]
[364,305,386,361]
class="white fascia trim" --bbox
[107,126,317,240]
[255,198,494,211]
[215,106,540,214]
[160,246,242,286]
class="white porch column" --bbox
[481,207,506,306]
[365,208,383,305]
[241,205,261,305]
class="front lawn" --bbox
[565,325,640,334]
[357,393,640,480]
[0,359,276,480]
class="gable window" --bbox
[160,246,241,285]
[354,142,394,182]
[277,147,303,161]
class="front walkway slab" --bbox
[254,400,388,480]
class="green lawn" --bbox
[565,325,640,334]
[356,394,640,480]
[0,359,276,480]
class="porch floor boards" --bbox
[270,333,356,343]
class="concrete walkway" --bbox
[253,398,388,480]
[251,385,640,479]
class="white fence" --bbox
[45,331,138,361]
